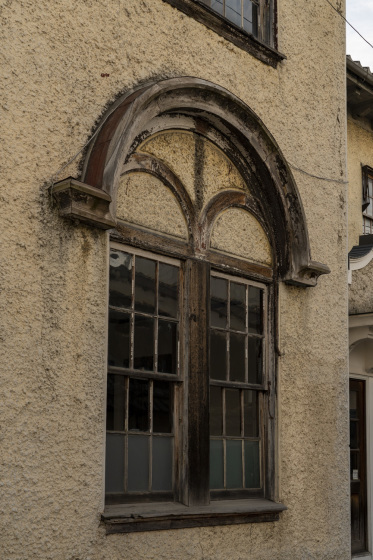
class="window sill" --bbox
[102,498,287,533]
[162,0,286,68]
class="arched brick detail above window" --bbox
[55,78,330,287]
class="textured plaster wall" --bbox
[349,258,373,314]
[347,115,373,249]
[0,0,349,559]
[117,173,188,239]
[211,208,272,266]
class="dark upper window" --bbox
[162,0,283,68]
[362,166,373,235]
[200,0,261,41]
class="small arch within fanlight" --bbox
[116,171,189,241]
[78,77,329,287]
[210,207,272,267]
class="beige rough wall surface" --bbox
[140,132,197,203]
[211,208,272,265]
[349,258,373,314]
[347,116,373,249]
[0,0,349,559]
[117,173,188,239]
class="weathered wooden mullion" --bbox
[124,377,129,493]
[264,283,275,500]
[186,258,210,506]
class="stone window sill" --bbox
[162,0,286,68]
[102,498,287,533]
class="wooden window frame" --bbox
[103,225,285,532]
[106,244,183,504]
[162,0,285,68]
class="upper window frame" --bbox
[362,165,373,235]
[162,0,285,68]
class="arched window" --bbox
[52,78,329,530]
[105,130,275,507]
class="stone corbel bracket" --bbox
[285,261,331,288]
[50,177,116,230]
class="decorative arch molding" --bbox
[52,77,330,287]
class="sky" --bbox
[346,0,373,70]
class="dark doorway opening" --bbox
[350,378,367,555]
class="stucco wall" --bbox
[347,115,373,249]
[349,257,373,315]
[1,1,349,559]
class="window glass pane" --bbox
[134,315,154,371]
[244,440,260,488]
[244,390,258,437]
[210,439,224,489]
[243,0,252,33]
[105,434,125,493]
[129,378,149,432]
[128,435,149,491]
[211,0,224,15]
[225,389,241,436]
[225,0,242,26]
[229,332,246,382]
[158,320,177,374]
[158,263,179,318]
[109,250,132,308]
[152,436,173,491]
[230,282,246,331]
[369,178,373,197]
[108,310,130,368]
[135,257,156,313]
[106,374,125,431]
[211,277,228,328]
[210,386,223,436]
[210,330,227,380]
[350,390,357,419]
[367,201,373,217]
[153,381,172,434]
[226,440,243,488]
[247,338,262,384]
[248,286,262,334]
[243,0,258,35]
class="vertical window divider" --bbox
[149,360,154,492]
[222,387,227,489]
[155,262,159,374]
[130,256,135,371]
[186,258,210,506]
[124,435,128,493]
[240,389,244,437]
[124,377,129,493]
[240,389,245,488]
[149,432,153,492]
[245,284,248,384]
[242,439,245,489]
[227,280,231,381]
[223,437,227,490]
